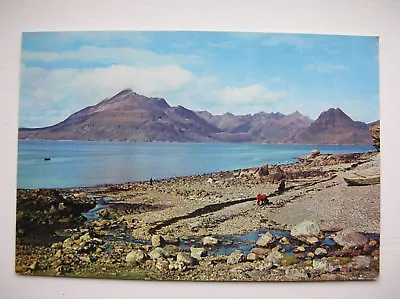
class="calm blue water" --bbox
[17,140,373,189]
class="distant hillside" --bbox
[196,111,313,143]
[19,89,375,145]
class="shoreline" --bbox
[15,150,380,281]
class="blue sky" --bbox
[19,31,379,128]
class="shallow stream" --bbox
[80,196,380,257]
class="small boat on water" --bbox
[43,157,51,161]
[344,174,380,186]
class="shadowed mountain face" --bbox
[19,89,221,142]
[19,90,375,145]
[289,108,372,145]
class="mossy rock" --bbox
[281,255,299,266]
[329,257,352,266]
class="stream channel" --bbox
[80,196,380,257]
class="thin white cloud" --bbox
[19,62,288,128]
[22,46,203,67]
[304,62,348,73]
[214,84,286,105]
[261,34,312,51]
[19,64,196,127]
[207,41,235,49]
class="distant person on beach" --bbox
[278,180,286,194]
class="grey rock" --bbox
[306,149,320,160]
[202,236,219,246]
[250,247,270,258]
[163,244,181,257]
[256,232,275,247]
[257,260,273,271]
[246,252,258,261]
[352,255,371,270]
[177,252,195,266]
[266,250,284,266]
[227,250,246,265]
[149,247,170,260]
[313,258,338,273]
[290,220,321,244]
[190,247,207,260]
[333,229,368,249]
[125,250,147,264]
[314,248,327,256]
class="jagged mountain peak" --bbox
[18,89,373,145]
[291,107,371,145]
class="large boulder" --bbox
[333,229,368,249]
[369,123,380,152]
[202,236,219,246]
[149,247,170,260]
[256,232,275,247]
[246,252,258,261]
[125,250,147,264]
[190,247,207,260]
[265,250,284,266]
[352,255,371,270]
[250,247,270,259]
[290,220,321,244]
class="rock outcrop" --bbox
[369,123,380,151]
[16,189,96,239]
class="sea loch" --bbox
[17,140,373,189]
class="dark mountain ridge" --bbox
[19,89,375,145]
[288,108,372,145]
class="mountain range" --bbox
[18,89,375,145]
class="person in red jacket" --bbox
[256,193,268,206]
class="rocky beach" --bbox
[15,145,380,282]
